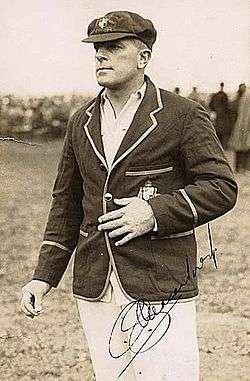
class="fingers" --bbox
[108,226,129,238]
[34,293,43,313]
[113,197,137,206]
[98,197,154,244]
[98,208,125,224]
[21,290,43,318]
[98,197,137,223]
[21,291,38,317]
[98,218,124,231]
[115,233,135,246]
[21,299,35,318]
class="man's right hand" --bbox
[21,280,52,318]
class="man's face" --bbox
[94,38,141,89]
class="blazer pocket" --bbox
[79,230,89,238]
[151,229,194,240]
[124,163,174,198]
[76,229,90,256]
[73,229,92,284]
[125,165,173,176]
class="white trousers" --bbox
[77,293,199,381]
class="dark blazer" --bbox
[33,77,237,302]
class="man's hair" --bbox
[129,37,151,52]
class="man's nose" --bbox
[95,49,108,63]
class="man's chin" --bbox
[96,79,118,89]
[96,78,108,87]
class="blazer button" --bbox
[100,163,106,171]
[104,192,113,202]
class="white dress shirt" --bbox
[100,82,147,168]
[100,82,147,304]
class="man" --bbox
[188,86,205,107]
[21,11,238,381]
[173,86,180,94]
[209,82,232,149]
[229,85,250,172]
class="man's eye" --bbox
[94,42,122,52]
[108,44,121,51]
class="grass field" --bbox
[0,138,249,380]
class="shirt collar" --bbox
[101,81,147,105]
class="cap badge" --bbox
[98,17,108,29]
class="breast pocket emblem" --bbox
[138,180,158,201]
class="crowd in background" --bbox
[177,83,250,173]
[0,83,249,172]
[0,94,92,138]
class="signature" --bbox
[109,237,218,378]
[109,298,176,378]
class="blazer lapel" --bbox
[83,78,163,171]
[112,78,163,169]
[83,94,108,169]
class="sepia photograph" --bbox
[0,1,249,380]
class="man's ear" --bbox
[137,49,151,69]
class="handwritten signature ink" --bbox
[109,231,218,379]
[109,298,177,378]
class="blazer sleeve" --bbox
[33,115,84,286]
[148,105,238,236]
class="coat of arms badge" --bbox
[138,180,158,201]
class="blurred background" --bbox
[0,1,249,380]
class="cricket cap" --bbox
[81,11,157,50]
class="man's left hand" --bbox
[98,197,155,246]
